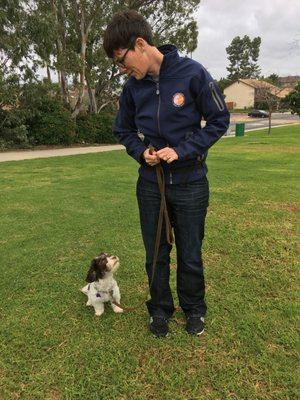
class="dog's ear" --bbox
[94,257,108,280]
[85,259,98,282]
[98,252,108,258]
[86,255,108,281]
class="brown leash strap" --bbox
[110,148,174,313]
[150,147,174,245]
[149,153,174,290]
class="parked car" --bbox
[248,109,269,118]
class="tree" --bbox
[283,82,300,117]
[4,0,202,118]
[80,0,202,115]
[216,77,232,93]
[226,35,261,81]
[255,83,283,135]
[1,0,202,121]
[0,0,33,80]
[264,73,281,87]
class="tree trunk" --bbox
[268,111,271,135]
[60,71,70,107]
[95,68,120,112]
[86,80,97,113]
[72,10,93,119]
[46,64,52,82]
[51,0,70,108]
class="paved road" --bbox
[228,112,299,133]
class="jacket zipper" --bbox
[209,82,225,111]
[156,81,162,136]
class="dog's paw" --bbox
[112,305,123,313]
[86,300,92,306]
[94,310,104,316]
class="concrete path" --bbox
[0,144,125,163]
[229,112,300,134]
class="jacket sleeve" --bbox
[173,68,230,161]
[113,83,147,164]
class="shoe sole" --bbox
[186,328,204,336]
[152,333,168,338]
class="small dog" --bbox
[81,252,123,316]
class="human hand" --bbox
[156,147,179,164]
[143,148,160,166]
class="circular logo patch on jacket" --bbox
[172,92,185,107]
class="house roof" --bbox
[239,79,278,92]
[224,78,295,99]
[277,87,294,98]
[238,79,289,97]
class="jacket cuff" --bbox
[173,146,204,162]
[137,147,147,165]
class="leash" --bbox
[110,147,174,313]
[148,147,174,290]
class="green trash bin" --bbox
[235,123,245,137]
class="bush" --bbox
[0,109,30,150]
[0,80,118,148]
[283,82,300,117]
[28,108,76,145]
[19,84,77,145]
[76,112,117,144]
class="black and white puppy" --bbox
[81,252,123,316]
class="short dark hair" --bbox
[103,10,154,58]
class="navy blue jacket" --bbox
[114,44,230,185]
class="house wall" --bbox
[224,81,255,109]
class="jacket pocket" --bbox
[209,82,225,112]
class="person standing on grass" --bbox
[103,10,230,337]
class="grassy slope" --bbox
[0,125,299,400]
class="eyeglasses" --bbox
[113,38,136,69]
[113,47,131,68]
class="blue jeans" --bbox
[136,175,209,319]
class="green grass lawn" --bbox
[0,125,299,400]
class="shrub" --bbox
[0,109,30,150]
[76,112,117,144]
[283,82,300,117]
[19,83,76,145]
[0,80,118,148]
[19,82,62,119]
[28,108,76,145]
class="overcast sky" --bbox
[192,0,300,79]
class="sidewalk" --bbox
[0,144,125,163]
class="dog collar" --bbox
[91,282,114,298]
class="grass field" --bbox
[0,125,299,400]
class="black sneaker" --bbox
[149,316,169,337]
[185,316,205,336]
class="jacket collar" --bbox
[143,44,179,81]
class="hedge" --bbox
[76,112,117,144]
